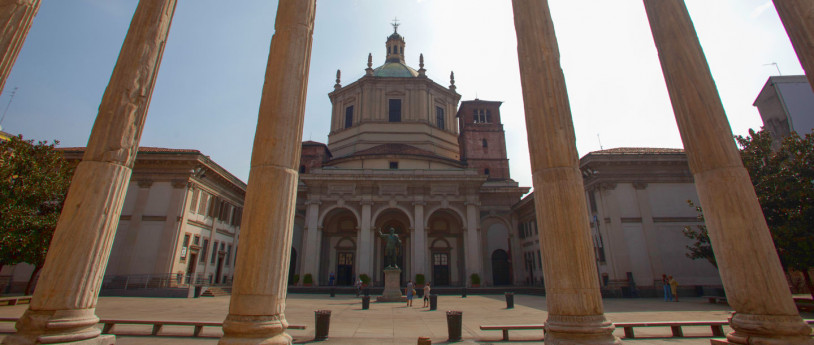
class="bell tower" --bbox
[386,18,405,63]
[457,99,510,180]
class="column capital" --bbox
[360,199,374,206]
[632,182,648,190]
[137,179,154,188]
[412,201,427,207]
[464,201,481,207]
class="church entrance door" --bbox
[337,252,354,286]
[432,252,450,286]
[492,249,511,285]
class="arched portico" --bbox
[319,207,359,285]
[426,209,465,286]
[373,207,412,284]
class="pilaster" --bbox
[358,200,373,277]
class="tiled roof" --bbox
[57,146,200,154]
[589,147,684,155]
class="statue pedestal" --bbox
[377,268,406,302]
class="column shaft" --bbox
[511,0,619,343]
[3,1,177,344]
[643,1,812,344]
[358,202,372,277]
[219,0,316,344]
[413,202,426,279]
[773,0,814,91]
[464,202,482,285]
[301,201,321,286]
[0,0,40,94]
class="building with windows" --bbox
[754,75,814,144]
[291,26,528,287]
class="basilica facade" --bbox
[290,27,528,287]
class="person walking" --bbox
[662,274,672,302]
[423,281,431,308]
[669,275,679,302]
[406,280,415,307]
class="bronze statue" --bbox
[378,227,402,269]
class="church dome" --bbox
[373,61,418,78]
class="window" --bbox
[345,105,354,128]
[487,110,492,123]
[484,168,490,176]
[482,139,488,148]
[193,235,200,246]
[435,106,445,130]
[189,189,199,212]
[211,241,218,264]
[197,193,208,214]
[388,46,391,54]
[389,161,398,169]
[181,234,190,261]
[473,109,490,123]
[388,99,401,122]
[537,250,542,268]
[200,239,209,263]
[226,245,233,266]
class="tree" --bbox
[736,129,814,300]
[682,200,716,268]
[0,136,74,294]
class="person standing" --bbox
[355,278,362,297]
[662,274,672,302]
[329,272,335,286]
[669,275,679,302]
[423,281,431,308]
[406,280,414,307]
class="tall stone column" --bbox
[300,199,321,286]
[219,0,316,344]
[773,0,814,91]
[464,201,482,285]
[412,201,426,279]
[357,200,372,277]
[643,1,813,344]
[3,1,177,344]
[510,0,619,343]
[0,0,40,95]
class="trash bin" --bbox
[330,287,336,297]
[314,309,331,341]
[364,287,370,297]
[505,292,514,309]
[461,287,467,298]
[362,296,370,310]
[429,294,438,311]
[417,336,432,345]
[446,310,462,342]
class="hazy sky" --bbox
[0,0,803,191]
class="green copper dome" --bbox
[373,61,418,78]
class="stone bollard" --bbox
[362,296,370,310]
[446,310,462,342]
[314,309,331,341]
[429,294,438,311]
[417,336,432,345]
[505,292,514,309]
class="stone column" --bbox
[357,200,372,277]
[464,201,482,285]
[773,0,814,91]
[412,201,426,279]
[300,199,321,286]
[643,1,813,344]
[3,1,177,344]
[510,0,620,343]
[0,0,40,94]
[219,0,316,344]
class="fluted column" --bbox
[643,1,813,344]
[219,0,316,344]
[773,0,814,91]
[511,0,620,343]
[0,0,40,95]
[3,1,177,344]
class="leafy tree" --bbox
[0,136,74,294]
[736,129,814,300]
[682,200,716,268]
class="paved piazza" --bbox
[1,294,811,344]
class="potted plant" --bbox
[290,274,299,286]
[470,273,481,287]
[415,273,425,287]
[359,273,371,287]
[303,273,313,286]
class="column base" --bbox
[218,314,291,345]
[543,314,621,345]
[723,313,814,345]
[2,309,112,345]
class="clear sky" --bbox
[0,0,803,191]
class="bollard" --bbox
[461,287,467,298]
[505,292,514,309]
[429,294,438,311]
[314,309,331,341]
[417,336,432,345]
[362,296,370,310]
[330,286,336,297]
[446,310,462,342]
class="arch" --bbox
[335,236,356,250]
[424,205,467,229]
[480,215,512,232]
[318,204,361,227]
[491,249,511,286]
[430,237,452,250]
[371,205,413,229]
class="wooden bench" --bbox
[0,296,32,306]
[702,296,728,304]
[479,324,544,341]
[614,321,728,339]
[99,319,306,337]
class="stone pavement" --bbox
[1,294,811,344]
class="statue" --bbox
[378,227,402,269]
